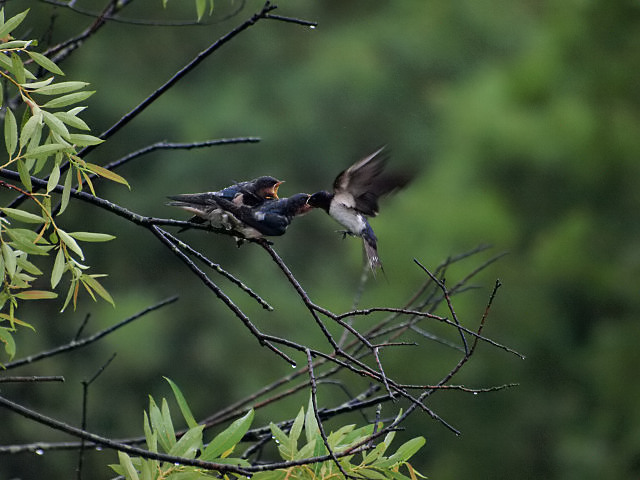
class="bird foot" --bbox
[336,230,356,240]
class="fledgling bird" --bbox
[209,193,312,238]
[168,176,283,231]
[307,147,411,272]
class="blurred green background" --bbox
[2,0,640,478]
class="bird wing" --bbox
[205,196,289,237]
[332,147,409,217]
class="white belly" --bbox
[329,203,366,235]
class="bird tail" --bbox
[361,225,382,273]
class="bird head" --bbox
[287,193,312,216]
[254,176,283,200]
[307,191,332,212]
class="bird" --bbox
[307,147,411,272]
[168,176,283,232]
[208,193,312,238]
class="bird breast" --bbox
[329,202,367,235]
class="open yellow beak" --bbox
[270,180,284,199]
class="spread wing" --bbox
[332,147,410,216]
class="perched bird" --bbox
[307,147,411,272]
[208,193,312,238]
[216,176,283,207]
[168,176,282,232]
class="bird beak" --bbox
[270,181,284,199]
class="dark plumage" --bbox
[209,193,312,238]
[308,147,411,272]
[168,176,282,232]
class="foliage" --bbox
[163,0,215,21]
[0,8,125,360]
[111,379,426,480]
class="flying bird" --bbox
[168,176,283,232]
[307,147,411,272]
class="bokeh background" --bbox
[2,0,640,478]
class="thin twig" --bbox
[0,376,65,383]
[0,394,252,475]
[305,348,352,479]
[77,353,117,480]
[4,297,178,370]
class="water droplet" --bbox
[35,449,44,456]
[473,392,478,396]
[291,363,297,369]
[309,25,316,29]
[95,446,103,451]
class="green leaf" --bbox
[201,409,254,461]
[0,9,29,40]
[31,81,88,95]
[0,207,45,224]
[164,377,198,429]
[20,77,55,89]
[0,327,16,360]
[68,231,116,242]
[304,395,320,444]
[15,290,57,300]
[196,0,207,20]
[327,424,356,450]
[47,162,61,193]
[19,113,43,148]
[4,107,17,155]
[375,437,426,469]
[84,162,129,188]
[4,228,53,255]
[24,142,70,159]
[161,398,177,450]
[289,407,305,446]
[58,229,84,259]
[117,451,140,480]
[311,432,326,478]
[42,91,95,108]
[149,396,175,453]
[357,468,388,480]
[16,255,42,275]
[0,312,35,331]
[340,424,375,447]
[143,411,158,453]
[59,277,77,312]
[2,242,17,277]
[11,53,25,85]
[60,168,72,214]
[168,425,204,459]
[0,53,11,73]
[362,441,388,465]
[51,247,65,288]
[54,110,90,131]
[388,436,425,463]
[0,40,34,49]
[68,134,103,146]
[81,274,114,306]
[269,422,293,461]
[18,158,34,192]
[43,111,70,140]
[26,51,64,76]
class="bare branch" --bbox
[4,297,178,370]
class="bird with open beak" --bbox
[168,176,283,232]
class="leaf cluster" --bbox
[111,379,426,480]
[0,8,128,361]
